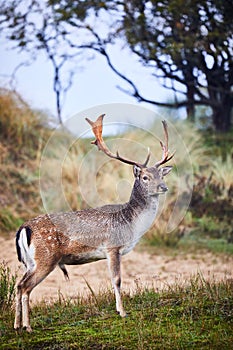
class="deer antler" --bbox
[154,120,175,167]
[86,114,150,168]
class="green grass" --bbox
[178,234,233,255]
[0,209,23,234]
[0,275,232,349]
[0,262,17,312]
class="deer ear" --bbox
[159,166,173,177]
[133,165,142,179]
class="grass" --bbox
[0,88,51,235]
[141,230,233,257]
[0,88,50,154]
[0,274,232,349]
[0,89,233,237]
[178,234,233,255]
[0,88,232,348]
[0,87,232,250]
[0,209,23,235]
[0,262,17,312]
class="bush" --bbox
[0,262,17,312]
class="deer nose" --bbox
[157,183,168,192]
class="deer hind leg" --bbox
[14,270,34,332]
[14,264,56,332]
[107,249,126,317]
[14,279,23,330]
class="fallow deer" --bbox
[14,114,174,332]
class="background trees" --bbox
[120,0,233,132]
[0,0,232,131]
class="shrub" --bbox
[0,262,17,312]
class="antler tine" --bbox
[143,147,151,167]
[86,114,150,168]
[155,120,174,167]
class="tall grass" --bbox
[212,155,233,198]
[0,262,17,312]
[0,89,52,235]
[61,119,208,209]
[59,119,232,249]
[1,88,232,251]
[0,88,49,156]
[0,271,232,349]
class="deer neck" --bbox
[125,179,159,234]
[128,179,159,212]
[116,179,159,255]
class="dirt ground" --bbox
[1,235,233,304]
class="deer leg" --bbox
[14,281,23,330]
[14,270,36,332]
[15,264,56,332]
[107,249,126,317]
[22,290,32,332]
[14,270,33,331]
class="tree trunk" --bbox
[212,95,232,132]
[186,101,195,123]
[186,82,195,122]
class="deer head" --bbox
[86,114,174,196]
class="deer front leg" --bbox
[107,249,127,317]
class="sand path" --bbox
[1,236,232,303]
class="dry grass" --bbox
[0,89,51,233]
[0,88,49,155]
[0,88,232,248]
[212,155,233,198]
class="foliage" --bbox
[141,121,233,248]
[0,88,50,156]
[0,262,17,312]
[0,209,23,235]
[0,274,233,348]
[186,149,233,242]
[120,0,233,131]
[0,88,232,256]
[0,85,232,348]
[0,1,232,130]
[0,89,51,233]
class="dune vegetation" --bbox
[0,88,232,348]
[0,88,232,252]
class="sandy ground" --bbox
[1,235,232,304]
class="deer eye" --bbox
[142,175,149,181]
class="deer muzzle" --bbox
[157,183,168,193]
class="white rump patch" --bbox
[18,228,36,272]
